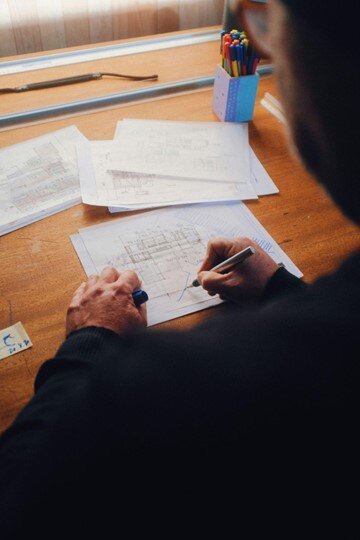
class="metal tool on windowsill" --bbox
[0,71,159,94]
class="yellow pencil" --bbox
[232,60,239,77]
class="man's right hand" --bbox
[196,237,279,303]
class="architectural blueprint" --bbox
[77,140,257,208]
[71,202,301,326]
[107,148,279,213]
[0,125,87,236]
[109,119,252,184]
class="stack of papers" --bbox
[0,126,86,236]
[77,119,279,212]
[0,119,278,236]
[71,202,301,326]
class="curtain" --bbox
[0,0,225,57]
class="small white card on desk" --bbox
[0,322,32,360]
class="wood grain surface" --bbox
[0,30,222,114]
[0,29,359,433]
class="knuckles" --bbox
[112,283,130,296]
[123,270,141,287]
[124,270,138,280]
[92,286,105,296]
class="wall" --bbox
[0,0,225,57]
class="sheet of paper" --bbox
[107,147,278,213]
[77,140,257,208]
[0,322,32,360]
[109,119,252,185]
[71,202,301,326]
[250,149,279,196]
[0,125,87,236]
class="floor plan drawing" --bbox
[73,202,302,326]
[0,126,87,235]
[77,140,257,209]
[111,172,155,196]
[82,220,209,302]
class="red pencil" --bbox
[225,43,233,76]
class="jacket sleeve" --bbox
[0,327,121,531]
[262,266,307,301]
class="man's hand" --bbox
[66,267,147,336]
[197,237,279,303]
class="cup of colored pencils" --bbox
[213,29,260,123]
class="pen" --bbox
[225,43,233,76]
[230,45,239,77]
[192,246,256,287]
[132,289,149,307]
[220,30,226,65]
[242,39,249,74]
[236,44,242,75]
[220,30,226,52]
[238,43,247,75]
[223,35,232,73]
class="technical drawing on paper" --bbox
[2,142,75,213]
[76,202,302,327]
[0,126,86,232]
[111,172,155,196]
[93,145,156,198]
[77,140,257,208]
[81,220,211,306]
[110,119,252,184]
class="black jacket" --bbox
[1,255,359,536]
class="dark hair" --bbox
[280,1,360,224]
[280,2,355,41]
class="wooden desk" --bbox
[0,28,359,433]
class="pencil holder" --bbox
[213,65,259,123]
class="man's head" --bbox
[237,0,360,223]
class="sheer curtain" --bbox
[0,0,225,57]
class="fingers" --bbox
[84,267,142,294]
[100,266,120,283]
[116,269,142,293]
[198,237,254,273]
[198,238,233,272]
[138,302,148,325]
[70,282,86,306]
[197,271,234,296]
[86,274,99,288]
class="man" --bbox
[1,0,359,535]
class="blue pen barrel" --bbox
[132,289,149,307]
